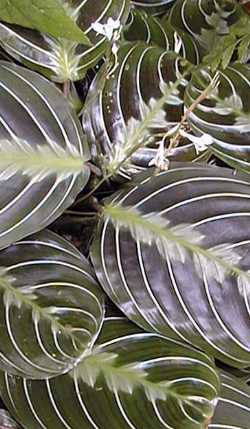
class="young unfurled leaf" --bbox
[237,270,250,298]
[212,94,243,115]
[103,204,245,289]
[0,138,88,183]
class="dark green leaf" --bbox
[83,43,204,180]
[91,163,250,368]
[0,317,220,429]
[131,0,175,16]
[0,229,104,379]
[124,10,201,64]
[169,0,243,55]
[184,62,250,173]
[0,61,90,250]
[209,372,250,428]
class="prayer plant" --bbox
[0,1,250,428]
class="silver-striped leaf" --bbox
[184,62,250,174]
[169,0,244,56]
[209,372,250,429]
[83,43,205,180]
[0,61,90,251]
[124,9,201,64]
[221,365,250,384]
[0,0,130,82]
[131,0,176,16]
[0,317,220,429]
[91,163,250,368]
[0,229,104,379]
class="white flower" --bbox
[148,139,169,170]
[174,32,182,54]
[91,18,121,41]
[179,130,214,154]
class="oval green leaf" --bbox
[0,229,104,379]
[0,317,220,429]
[92,163,250,368]
[0,61,90,250]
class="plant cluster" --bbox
[0,1,250,428]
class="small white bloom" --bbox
[91,18,122,58]
[174,32,182,54]
[91,18,121,41]
[180,130,214,154]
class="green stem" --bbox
[166,71,220,155]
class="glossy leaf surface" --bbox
[0,317,220,429]
[124,10,200,64]
[185,62,250,173]
[131,0,176,16]
[0,230,104,379]
[209,372,250,429]
[0,61,89,250]
[0,0,130,81]
[92,163,250,368]
[83,43,205,180]
[169,0,243,55]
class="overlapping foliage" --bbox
[0,0,250,428]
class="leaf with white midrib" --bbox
[103,204,249,291]
[91,165,250,368]
[83,43,198,181]
[75,348,215,408]
[0,317,220,429]
[0,230,104,379]
[184,62,250,173]
[0,60,90,250]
